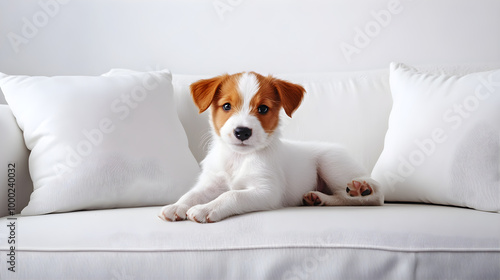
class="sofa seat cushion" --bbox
[1,204,499,279]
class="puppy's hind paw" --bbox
[303,191,324,206]
[346,180,373,197]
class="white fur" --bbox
[237,72,260,108]
[159,73,384,223]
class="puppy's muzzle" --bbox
[234,126,252,141]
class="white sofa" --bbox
[1,0,499,279]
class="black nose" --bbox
[234,127,252,141]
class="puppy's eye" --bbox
[258,105,269,115]
[222,103,231,111]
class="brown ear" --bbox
[272,78,306,117]
[190,74,229,113]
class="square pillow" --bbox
[0,70,200,215]
[372,63,499,212]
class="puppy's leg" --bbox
[303,145,384,206]
[159,173,228,222]
[187,187,281,223]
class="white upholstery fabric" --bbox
[1,204,498,279]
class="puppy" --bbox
[159,72,383,223]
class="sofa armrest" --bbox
[0,105,32,217]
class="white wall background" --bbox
[1,0,500,103]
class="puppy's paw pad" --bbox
[159,204,189,222]
[346,180,373,197]
[303,191,324,206]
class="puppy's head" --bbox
[190,72,305,153]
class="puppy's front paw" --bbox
[303,191,325,206]
[186,204,220,223]
[346,180,373,197]
[158,204,190,222]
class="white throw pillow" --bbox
[372,63,500,212]
[0,70,200,215]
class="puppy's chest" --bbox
[223,157,249,178]
[216,156,258,189]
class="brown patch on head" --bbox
[250,72,306,133]
[190,73,244,136]
[211,73,243,135]
[190,74,229,113]
[250,73,282,134]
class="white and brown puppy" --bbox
[159,72,383,223]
